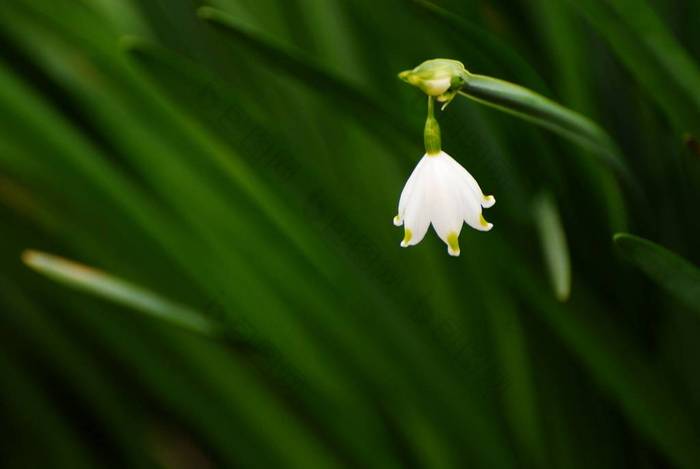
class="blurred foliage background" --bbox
[2,0,700,467]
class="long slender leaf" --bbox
[410,0,551,94]
[569,0,700,133]
[196,6,415,142]
[457,75,626,174]
[614,233,700,316]
[22,250,221,336]
[2,0,699,467]
[508,254,700,468]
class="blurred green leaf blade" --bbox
[614,233,700,316]
[22,250,222,337]
[458,74,626,174]
[534,193,571,302]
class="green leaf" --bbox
[569,0,700,133]
[614,233,700,315]
[3,0,700,467]
[196,6,414,142]
[481,280,545,467]
[410,0,551,94]
[457,75,627,175]
[0,277,159,468]
[22,250,221,337]
[603,0,700,115]
[0,352,96,468]
[119,34,521,469]
[534,194,571,302]
[509,261,700,468]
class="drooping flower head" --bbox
[394,64,495,256]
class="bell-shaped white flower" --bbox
[393,96,495,256]
[393,151,495,256]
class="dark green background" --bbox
[2,0,700,468]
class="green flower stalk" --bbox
[423,96,442,155]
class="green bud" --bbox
[399,59,468,101]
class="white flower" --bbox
[393,151,495,256]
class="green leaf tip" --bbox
[22,249,222,337]
[533,194,571,302]
[612,232,633,244]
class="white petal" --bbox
[441,157,493,232]
[444,153,496,208]
[428,153,464,255]
[395,155,428,225]
[401,162,431,247]
[459,182,492,232]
